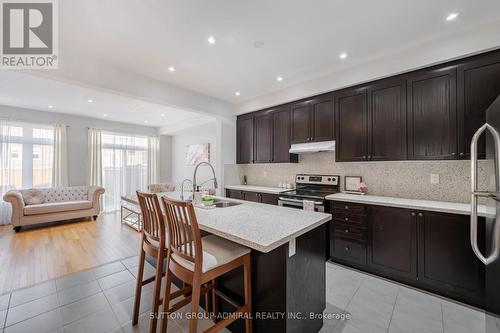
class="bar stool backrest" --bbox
[136,191,166,248]
[162,197,202,269]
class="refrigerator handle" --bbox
[471,123,500,265]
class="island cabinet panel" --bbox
[254,112,273,163]
[272,106,298,163]
[407,66,458,160]
[335,88,368,161]
[329,201,485,307]
[290,101,311,144]
[368,78,407,161]
[416,210,484,304]
[368,206,417,279]
[457,52,500,159]
[236,116,254,164]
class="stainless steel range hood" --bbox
[289,140,335,154]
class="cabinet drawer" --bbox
[333,238,367,265]
[332,201,366,214]
[333,223,366,241]
[332,211,367,226]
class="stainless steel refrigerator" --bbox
[471,94,500,332]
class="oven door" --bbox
[278,197,325,212]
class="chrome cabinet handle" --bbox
[344,246,350,252]
[345,217,349,221]
[459,152,465,157]
[471,123,500,265]
[411,212,416,216]
[345,205,349,209]
[418,212,423,217]
[344,229,349,233]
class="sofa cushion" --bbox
[24,200,93,216]
[21,189,45,205]
[43,186,89,203]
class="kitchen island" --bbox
[129,192,331,333]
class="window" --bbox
[0,122,54,192]
[101,132,148,212]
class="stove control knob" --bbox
[328,178,331,181]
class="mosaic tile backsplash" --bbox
[224,152,492,204]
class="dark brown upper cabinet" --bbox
[236,115,254,164]
[368,205,417,280]
[368,78,407,161]
[272,105,298,163]
[457,51,500,159]
[335,87,368,161]
[254,112,273,163]
[407,66,458,160]
[291,94,334,144]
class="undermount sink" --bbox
[213,200,242,208]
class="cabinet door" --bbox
[242,191,260,202]
[368,79,407,160]
[407,67,457,160]
[272,106,296,163]
[237,116,254,164]
[368,206,417,279]
[226,190,242,199]
[260,193,278,205]
[291,101,311,144]
[458,52,500,159]
[417,211,484,300]
[311,95,335,142]
[254,112,273,163]
[335,88,368,161]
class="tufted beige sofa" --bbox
[3,186,105,232]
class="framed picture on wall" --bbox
[344,176,363,193]
[186,143,210,165]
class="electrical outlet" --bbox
[263,171,268,177]
[430,174,440,184]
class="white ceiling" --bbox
[0,71,215,133]
[59,0,500,103]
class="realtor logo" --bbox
[1,0,58,69]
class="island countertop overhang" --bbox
[157,192,332,253]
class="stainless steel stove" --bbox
[278,174,340,212]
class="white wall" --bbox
[235,21,500,114]
[159,135,172,183]
[0,105,157,186]
[171,121,218,192]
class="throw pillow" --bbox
[22,189,45,205]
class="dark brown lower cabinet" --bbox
[225,189,279,206]
[368,206,417,280]
[329,201,485,308]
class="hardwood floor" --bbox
[0,212,140,294]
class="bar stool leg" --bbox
[132,243,146,325]
[243,254,252,333]
[211,279,217,322]
[150,253,164,333]
[160,268,173,333]
[189,277,202,333]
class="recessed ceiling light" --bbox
[48,105,54,109]
[446,12,459,21]
[235,91,241,96]
[87,99,94,103]
[277,76,283,82]
[253,40,265,48]
[144,120,149,124]
[168,66,175,72]
[103,113,108,117]
[339,52,348,59]
[161,113,165,117]
[207,36,216,44]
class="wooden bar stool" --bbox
[160,197,253,333]
[133,192,209,332]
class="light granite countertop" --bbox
[225,185,287,194]
[326,193,494,218]
[133,192,331,253]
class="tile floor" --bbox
[322,261,491,333]
[0,257,493,333]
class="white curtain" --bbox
[101,132,148,212]
[0,119,13,225]
[52,124,68,187]
[88,128,102,186]
[147,136,159,185]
